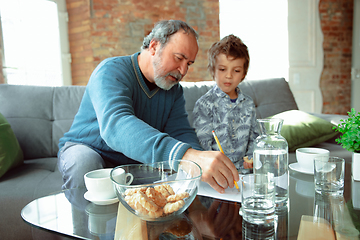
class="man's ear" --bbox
[149,40,160,56]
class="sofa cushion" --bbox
[0,112,24,178]
[0,84,86,159]
[0,85,54,159]
[239,78,299,118]
[269,110,338,152]
[0,159,62,239]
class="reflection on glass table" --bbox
[20,161,359,239]
[21,187,116,240]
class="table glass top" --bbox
[21,162,360,240]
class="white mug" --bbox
[84,168,121,200]
[111,167,134,186]
[296,148,330,171]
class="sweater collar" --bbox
[131,52,160,98]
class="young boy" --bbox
[193,34,258,171]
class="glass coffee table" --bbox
[22,162,360,239]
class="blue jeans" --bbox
[58,142,107,190]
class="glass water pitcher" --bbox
[253,118,289,206]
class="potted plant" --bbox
[333,108,360,181]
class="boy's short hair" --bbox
[207,34,250,78]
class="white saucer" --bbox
[84,191,119,205]
[289,163,314,175]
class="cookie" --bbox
[136,191,159,212]
[163,184,175,195]
[243,156,253,163]
[154,185,171,198]
[167,192,189,202]
[148,208,164,218]
[163,199,185,214]
[125,187,147,196]
[146,187,167,208]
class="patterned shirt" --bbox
[193,85,259,169]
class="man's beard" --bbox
[152,52,183,91]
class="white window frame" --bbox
[0,0,71,86]
[53,0,72,86]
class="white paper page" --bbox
[196,173,287,203]
[197,175,243,203]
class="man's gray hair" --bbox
[141,20,199,51]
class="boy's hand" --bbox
[243,156,253,169]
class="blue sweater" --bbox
[59,53,201,165]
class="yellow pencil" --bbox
[212,130,240,192]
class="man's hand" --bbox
[182,148,239,193]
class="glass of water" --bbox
[314,156,345,195]
[239,173,276,225]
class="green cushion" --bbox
[0,112,24,178]
[268,110,338,152]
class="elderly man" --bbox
[58,20,238,194]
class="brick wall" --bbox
[0,0,353,115]
[66,0,219,85]
[319,0,353,114]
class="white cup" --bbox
[110,167,134,185]
[296,148,330,171]
[84,168,133,200]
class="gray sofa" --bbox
[0,78,351,239]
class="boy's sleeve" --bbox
[192,99,214,151]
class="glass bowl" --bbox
[110,160,202,222]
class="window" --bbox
[219,0,289,81]
[0,0,71,86]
